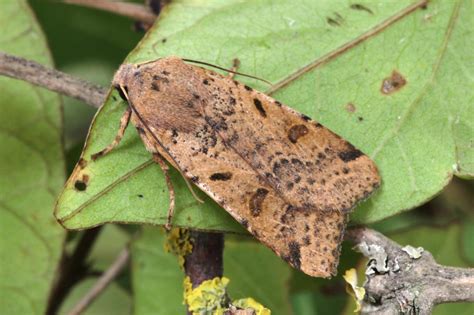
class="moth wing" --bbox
[117,58,380,277]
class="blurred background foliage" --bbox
[0,1,471,314]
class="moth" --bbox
[93,56,380,278]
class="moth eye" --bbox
[115,85,128,102]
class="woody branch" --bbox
[1,53,473,313]
[346,227,474,315]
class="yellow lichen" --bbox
[183,276,230,315]
[233,297,271,315]
[343,268,366,312]
[164,227,193,268]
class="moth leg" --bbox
[152,153,175,230]
[227,58,241,79]
[91,107,132,160]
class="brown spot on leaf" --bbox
[327,17,340,26]
[345,103,356,113]
[381,71,407,94]
[249,188,269,217]
[288,124,309,143]
[78,158,87,169]
[74,181,87,191]
[350,3,373,14]
[74,174,89,192]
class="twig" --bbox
[46,227,103,315]
[346,227,474,315]
[0,52,106,108]
[63,0,156,24]
[184,231,224,288]
[66,247,130,315]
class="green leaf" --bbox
[55,0,473,231]
[131,228,291,314]
[0,1,65,314]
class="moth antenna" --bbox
[182,58,272,85]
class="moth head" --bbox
[112,63,136,89]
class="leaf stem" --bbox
[66,247,130,315]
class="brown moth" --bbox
[93,56,380,278]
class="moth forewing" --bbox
[106,56,380,278]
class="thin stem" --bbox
[66,247,130,315]
[0,52,106,108]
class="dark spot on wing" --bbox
[244,85,253,91]
[209,172,232,181]
[381,70,407,94]
[338,143,363,162]
[240,219,249,229]
[203,79,209,85]
[301,114,311,121]
[303,236,311,246]
[249,188,269,217]
[350,3,373,14]
[253,98,266,117]
[151,81,160,91]
[153,75,169,83]
[191,176,199,183]
[287,241,301,269]
[288,124,309,143]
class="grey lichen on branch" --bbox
[347,227,474,315]
[0,52,106,108]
